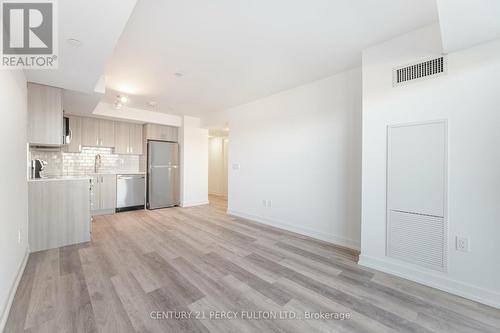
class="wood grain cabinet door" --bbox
[81,117,99,147]
[114,121,131,154]
[90,175,100,212]
[99,174,117,211]
[130,124,143,154]
[27,83,63,145]
[98,119,115,147]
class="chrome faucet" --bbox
[94,154,102,173]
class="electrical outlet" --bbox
[456,236,469,252]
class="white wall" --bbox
[0,70,29,330]
[180,116,209,207]
[360,24,500,308]
[227,68,362,250]
[208,137,228,197]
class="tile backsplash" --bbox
[31,147,140,176]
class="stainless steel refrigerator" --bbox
[146,140,180,209]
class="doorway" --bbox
[208,135,229,209]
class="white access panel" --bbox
[387,121,447,217]
[387,120,448,271]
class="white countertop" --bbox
[28,175,92,182]
[28,171,145,182]
[87,171,146,175]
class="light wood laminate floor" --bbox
[5,197,500,332]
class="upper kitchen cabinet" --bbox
[114,121,130,154]
[114,121,143,155]
[65,116,82,153]
[99,119,115,147]
[130,124,143,154]
[81,117,115,148]
[81,117,99,147]
[144,124,178,142]
[27,83,63,145]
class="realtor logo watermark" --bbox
[1,0,58,68]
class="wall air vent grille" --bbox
[393,56,447,87]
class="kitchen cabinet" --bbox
[27,83,63,145]
[90,174,116,215]
[144,124,178,142]
[81,117,115,148]
[99,119,115,147]
[114,122,143,155]
[81,117,99,147]
[100,174,116,210]
[130,124,143,154]
[65,116,82,153]
[89,175,99,212]
[114,122,130,154]
[28,179,91,252]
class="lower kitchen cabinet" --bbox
[90,174,116,215]
[28,179,91,252]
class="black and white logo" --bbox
[1,0,58,68]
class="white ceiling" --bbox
[104,0,439,124]
[26,0,137,93]
[437,0,500,53]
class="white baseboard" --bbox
[181,201,210,208]
[227,209,360,251]
[0,247,29,332]
[359,254,500,309]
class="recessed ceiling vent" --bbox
[393,56,447,87]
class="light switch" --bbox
[232,163,240,170]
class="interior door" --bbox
[222,139,229,197]
[148,141,179,209]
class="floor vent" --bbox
[393,56,447,86]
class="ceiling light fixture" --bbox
[118,95,128,103]
[67,38,82,47]
[113,94,128,109]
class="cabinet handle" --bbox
[78,144,81,151]
[130,146,133,153]
[101,176,103,183]
[96,138,99,145]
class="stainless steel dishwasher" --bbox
[116,174,146,212]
